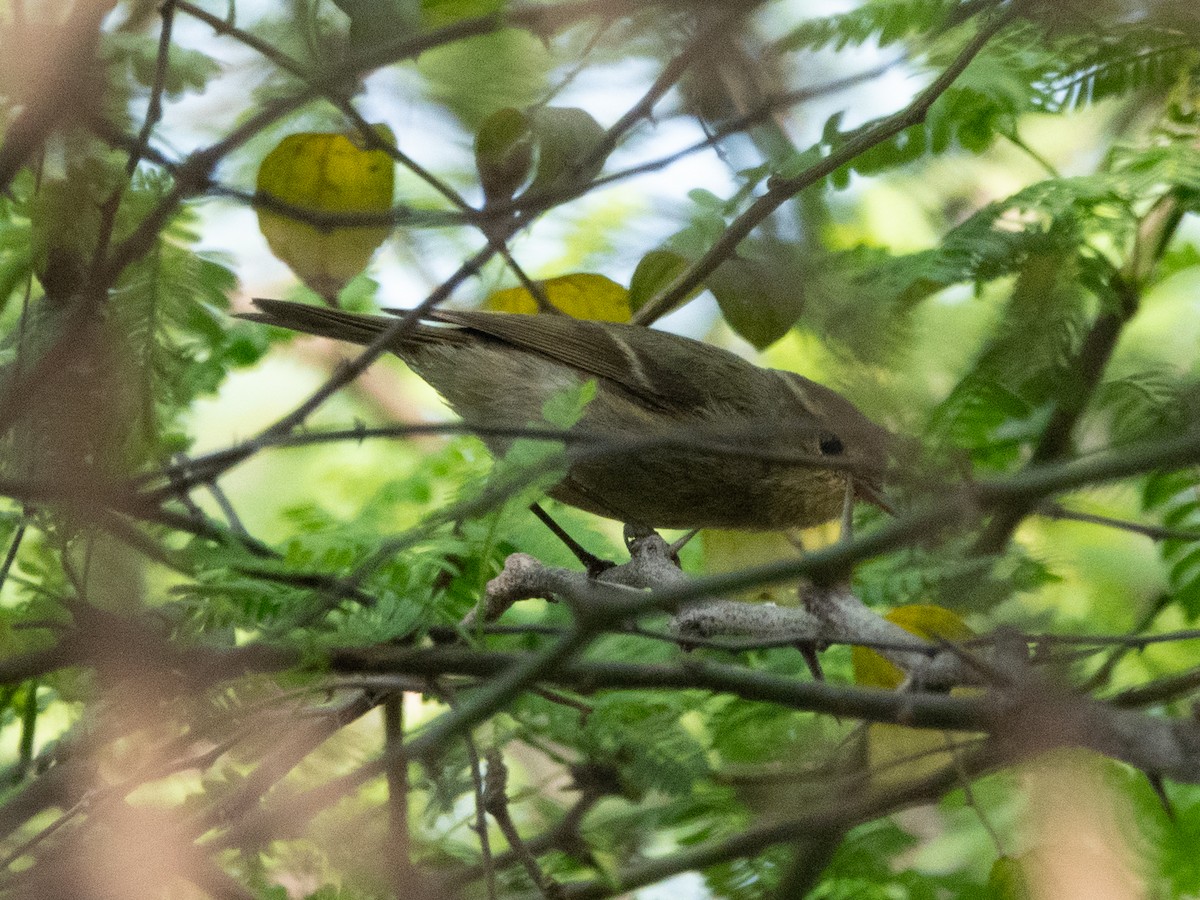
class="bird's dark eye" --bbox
[818,433,844,456]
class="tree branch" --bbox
[631,1,1017,325]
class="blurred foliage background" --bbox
[2,0,1200,897]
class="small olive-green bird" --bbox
[241,299,893,530]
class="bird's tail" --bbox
[238,298,421,348]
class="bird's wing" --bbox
[427,311,644,386]
[400,309,758,417]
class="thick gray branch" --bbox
[478,537,974,688]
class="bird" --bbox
[239,298,893,531]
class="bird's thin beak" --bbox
[854,478,895,515]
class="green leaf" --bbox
[103,32,220,99]
[628,249,694,313]
[541,379,596,430]
[774,0,958,54]
[334,0,420,47]
[474,107,534,203]
[585,693,709,797]
[987,856,1032,899]
[417,28,551,128]
[707,256,805,350]
[1038,27,1199,114]
[421,0,503,25]
[525,106,607,197]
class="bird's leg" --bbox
[794,484,858,682]
[622,522,655,551]
[528,503,613,577]
[623,524,695,569]
[622,522,678,568]
[797,644,826,683]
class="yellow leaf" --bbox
[864,723,958,786]
[852,603,974,689]
[485,273,631,321]
[701,521,847,605]
[852,604,977,787]
[256,128,395,300]
[988,856,1032,900]
[700,529,801,604]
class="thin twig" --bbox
[203,479,249,538]
[483,749,563,899]
[126,0,176,176]
[13,679,37,783]
[1109,663,1200,708]
[1037,500,1200,542]
[382,693,416,895]
[447,785,605,888]
[0,521,27,596]
[465,734,499,900]
[1077,593,1170,694]
[631,1,1017,325]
